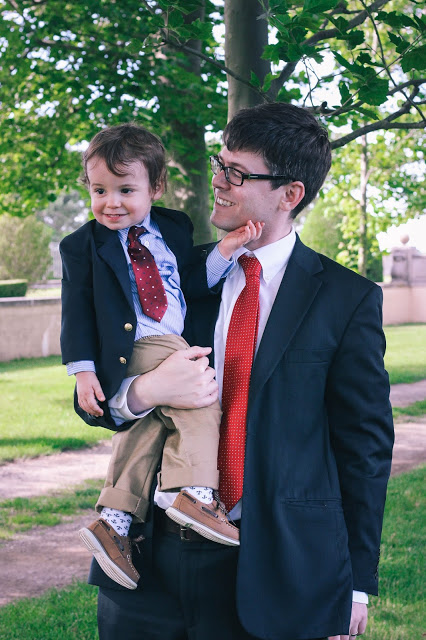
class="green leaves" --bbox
[303,0,340,13]
[401,44,426,72]
[358,76,389,106]
[0,0,424,235]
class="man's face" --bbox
[87,157,163,231]
[210,147,293,243]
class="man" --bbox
[84,103,394,640]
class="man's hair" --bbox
[82,123,167,193]
[223,102,331,217]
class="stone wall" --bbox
[0,297,61,362]
[380,284,426,326]
[0,284,425,362]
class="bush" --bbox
[0,279,28,297]
[0,215,52,284]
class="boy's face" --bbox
[87,157,163,230]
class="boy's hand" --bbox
[75,371,106,417]
[217,220,264,260]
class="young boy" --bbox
[60,123,263,591]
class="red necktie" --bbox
[127,226,168,323]
[218,254,261,511]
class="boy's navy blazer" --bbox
[60,206,212,427]
[82,230,394,640]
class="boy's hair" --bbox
[223,102,331,217]
[82,123,167,193]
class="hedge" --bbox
[0,279,28,297]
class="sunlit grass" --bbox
[0,356,111,462]
[384,324,426,384]
[0,479,103,540]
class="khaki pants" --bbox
[96,335,222,522]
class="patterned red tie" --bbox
[218,254,262,511]
[127,226,168,322]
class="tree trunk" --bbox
[161,3,212,244]
[225,0,270,121]
[358,135,369,277]
[163,124,212,245]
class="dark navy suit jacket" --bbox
[86,235,394,640]
[60,205,212,429]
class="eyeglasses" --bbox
[209,155,294,187]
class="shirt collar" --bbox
[234,227,296,283]
[119,211,162,243]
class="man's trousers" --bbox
[97,508,327,640]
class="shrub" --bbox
[0,279,28,297]
[0,215,53,284]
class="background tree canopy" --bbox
[0,0,425,261]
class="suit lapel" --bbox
[248,238,324,411]
[94,223,134,309]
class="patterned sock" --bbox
[100,507,132,536]
[183,486,214,504]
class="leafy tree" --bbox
[0,215,52,282]
[0,0,424,242]
[0,0,226,241]
[299,200,343,259]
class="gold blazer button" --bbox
[119,357,127,365]
[124,323,133,332]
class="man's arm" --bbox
[326,284,394,594]
[126,346,219,414]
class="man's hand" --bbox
[127,346,219,414]
[75,371,106,417]
[328,602,368,640]
[217,220,264,260]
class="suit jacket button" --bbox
[119,357,127,365]
[124,323,133,332]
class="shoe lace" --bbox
[131,534,145,555]
[213,490,239,526]
[213,490,228,516]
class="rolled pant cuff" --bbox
[96,487,150,523]
[157,467,220,492]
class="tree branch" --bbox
[139,0,269,100]
[304,0,390,48]
[359,0,425,122]
[332,120,425,149]
[159,39,269,102]
[267,0,390,100]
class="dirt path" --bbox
[390,378,426,408]
[0,441,112,501]
[0,384,425,608]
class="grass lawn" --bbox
[384,324,426,384]
[367,466,425,639]
[0,356,111,463]
[26,287,61,298]
[0,466,423,639]
[393,400,426,419]
[0,479,103,540]
[0,582,98,640]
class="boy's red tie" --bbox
[127,226,168,323]
[218,254,262,511]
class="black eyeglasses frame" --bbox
[209,155,294,186]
